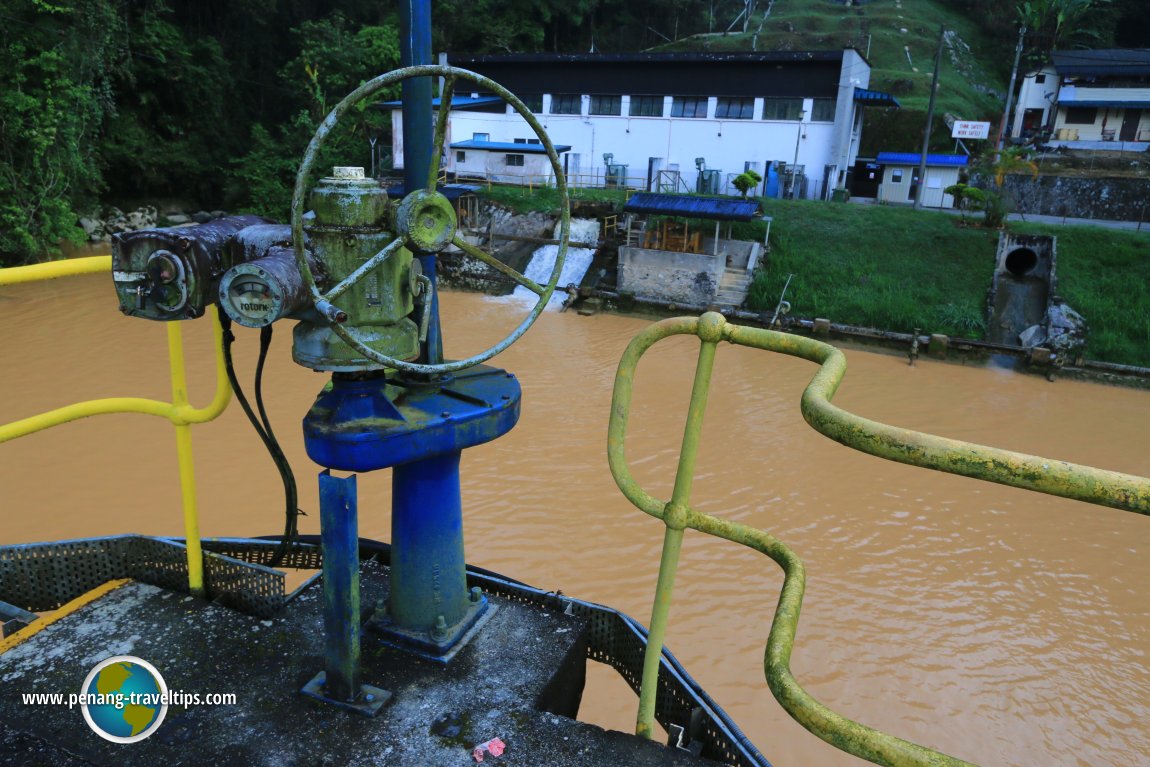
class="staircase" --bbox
[713,268,751,307]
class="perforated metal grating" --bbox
[0,536,291,619]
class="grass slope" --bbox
[743,199,1150,366]
[656,0,1009,151]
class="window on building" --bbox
[1034,74,1046,84]
[520,94,543,113]
[629,95,664,117]
[590,95,622,115]
[715,97,754,119]
[473,132,490,141]
[550,94,581,115]
[891,169,904,183]
[1064,106,1098,124]
[671,96,708,118]
[506,154,525,167]
[456,151,466,162]
[762,98,803,121]
[513,138,542,145]
[811,98,836,122]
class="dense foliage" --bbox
[0,0,1146,264]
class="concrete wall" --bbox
[454,148,556,184]
[971,172,1150,221]
[618,246,724,305]
[1013,67,1059,138]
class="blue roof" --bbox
[380,95,505,109]
[1063,99,1150,108]
[623,193,763,221]
[450,140,570,154]
[385,183,482,201]
[854,87,901,108]
[876,152,969,167]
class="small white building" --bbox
[450,138,571,185]
[875,153,968,208]
[387,51,899,200]
[1012,49,1150,150]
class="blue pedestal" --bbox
[303,365,520,661]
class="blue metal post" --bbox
[390,452,470,631]
[302,470,389,715]
[398,0,442,364]
[318,470,359,702]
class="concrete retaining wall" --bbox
[972,172,1150,221]
[618,246,723,305]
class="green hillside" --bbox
[655,0,1011,154]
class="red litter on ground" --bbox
[473,737,507,762]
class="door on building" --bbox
[908,169,921,202]
[647,157,663,192]
[850,160,882,198]
[1120,109,1143,142]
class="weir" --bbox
[511,218,600,307]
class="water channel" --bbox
[1,274,1148,766]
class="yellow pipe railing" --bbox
[0,256,232,596]
[609,312,1150,767]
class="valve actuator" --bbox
[112,216,269,321]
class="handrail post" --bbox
[636,314,722,739]
[167,321,205,597]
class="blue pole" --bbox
[390,452,469,632]
[398,0,442,364]
[318,470,360,702]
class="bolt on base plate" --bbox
[301,672,391,717]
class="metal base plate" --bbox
[300,672,391,717]
[369,598,495,664]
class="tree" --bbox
[991,146,1039,187]
[0,0,125,265]
[944,183,987,224]
[1017,0,1111,66]
[732,169,763,198]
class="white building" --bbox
[1012,49,1150,150]
[388,51,898,200]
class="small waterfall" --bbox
[507,218,599,309]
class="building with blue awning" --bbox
[1011,49,1150,150]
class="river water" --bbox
[1,274,1148,767]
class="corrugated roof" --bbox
[1053,49,1150,76]
[451,51,849,65]
[623,193,763,221]
[854,87,901,108]
[875,153,969,167]
[379,95,505,109]
[449,140,570,154]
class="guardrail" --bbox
[0,256,232,596]
[608,312,1149,767]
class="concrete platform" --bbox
[0,562,716,767]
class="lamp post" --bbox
[790,109,806,199]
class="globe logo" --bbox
[79,656,168,743]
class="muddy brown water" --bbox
[2,274,1148,767]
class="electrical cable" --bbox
[219,316,302,568]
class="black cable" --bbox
[219,316,301,568]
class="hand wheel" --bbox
[290,64,571,375]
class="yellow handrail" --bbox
[0,256,232,596]
[608,312,1150,767]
